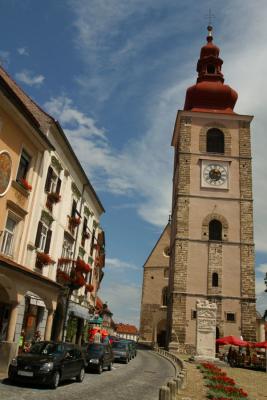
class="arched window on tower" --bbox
[212,272,219,287]
[207,128,224,153]
[209,219,222,241]
[162,287,168,306]
[207,64,216,74]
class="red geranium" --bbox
[36,252,53,265]
[20,178,32,191]
[76,258,91,273]
[85,283,94,292]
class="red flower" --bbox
[85,283,94,292]
[20,178,32,191]
[76,258,91,273]
[72,272,86,288]
[47,192,61,204]
[57,269,71,283]
[36,252,53,265]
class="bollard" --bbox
[159,385,171,400]
[181,368,187,386]
[177,375,182,393]
[173,377,179,395]
[178,372,186,390]
[167,380,176,400]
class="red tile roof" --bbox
[115,323,138,335]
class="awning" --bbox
[25,291,46,308]
[68,302,92,321]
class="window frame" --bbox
[1,214,19,257]
[16,149,31,183]
[206,128,225,154]
[209,219,222,241]
[225,312,236,322]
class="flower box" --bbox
[76,258,91,273]
[58,258,73,266]
[36,252,53,267]
[69,216,81,227]
[72,272,86,288]
[47,192,61,204]
[20,178,32,191]
[85,284,94,292]
[82,231,90,240]
[57,269,71,283]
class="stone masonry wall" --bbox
[239,121,256,341]
[168,116,191,347]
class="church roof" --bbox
[143,223,170,268]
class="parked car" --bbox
[119,340,135,359]
[8,341,86,389]
[111,340,131,363]
[82,342,113,374]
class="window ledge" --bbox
[11,180,30,198]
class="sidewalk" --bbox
[178,361,207,400]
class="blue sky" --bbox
[1,0,267,326]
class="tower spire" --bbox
[183,27,238,113]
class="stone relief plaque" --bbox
[0,151,12,196]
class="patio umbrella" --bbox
[216,335,249,346]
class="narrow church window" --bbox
[162,287,168,306]
[207,128,224,153]
[207,64,215,74]
[209,219,222,241]
[212,272,219,287]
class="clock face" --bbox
[203,163,228,186]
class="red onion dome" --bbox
[184,26,238,114]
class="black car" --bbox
[82,343,113,374]
[8,341,86,389]
[111,340,131,363]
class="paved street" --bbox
[0,350,175,400]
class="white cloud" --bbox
[98,282,141,327]
[17,47,29,56]
[106,258,139,271]
[15,70,45,87]
[63,0,267,251]
[0,50,10,66]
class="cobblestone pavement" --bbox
[0,349,175,400]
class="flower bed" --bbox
[198,362,249,400]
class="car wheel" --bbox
[97,363,103,374]
[108,362,113,371]
[50,371,60,389]
[76,367,85,382]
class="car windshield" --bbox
[112,342,127,350]
[29,342,63,355]
[86,344,104,355]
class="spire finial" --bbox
[205,9,215,41]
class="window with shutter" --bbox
[44,229,52,254]
[56,178,61,194]
[45,166,53,192]
[71,199,77,217]
[35,221,43,248]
